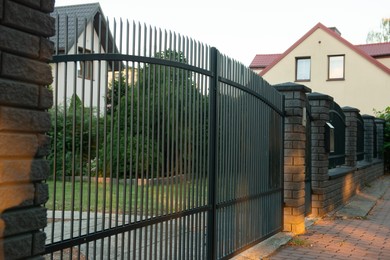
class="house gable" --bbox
[51,3,119,56]
[259,23,390,114]
[259,23,390,76]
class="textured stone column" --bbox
[342,107,360,168]
[275,82,311,234]
[0,0,55,259]
[362,115,375,163]
[308,93,333,216]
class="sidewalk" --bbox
[234,175,390,260]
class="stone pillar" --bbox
[0,0,55,259]
[362,115,375,162]
[308,93,333,216]
[374,119,385,160]
[275,82,311,234]
[342,107,360,168]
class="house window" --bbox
[328,55,345,80]
[296,57,311,81]
[78,47,93,80]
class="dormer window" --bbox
[328,55,345,80]
[296,57,311,81]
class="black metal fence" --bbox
[45,11,284,259]
[356,114,365,161]
[328,101,346,168]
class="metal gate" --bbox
[46,7,284,259]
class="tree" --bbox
[99,50,209,179]
[366,18,390,43]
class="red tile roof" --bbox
[250,23,390,76]
[355,42,390,57]
[249,54,281,68]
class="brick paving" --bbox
[269,183,390,260]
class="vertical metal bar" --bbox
[50,13,60,253]
[155,27,162,260]
[121,18,130,260]
[129,20,136,260]
[100,16,110,260]
[76,16,87,260]
[207,46,218,260]
[173,33,180,260]
[167,29,173,260]
[83,15,91,259]
[189,38,197,260]
[60,19,69,255]
[159,28,166,260]
[202,45,209,259]
[149,25,157,260]
[178,34,185,260]
[91,13,102,260]
[113,18,123,260]
[69,16,79,260]
[135,21,141,260]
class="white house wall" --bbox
[262,29,390,115]
[52,21,110,111]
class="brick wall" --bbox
[306,93,385,217]
[0,0,54,259]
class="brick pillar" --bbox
[342,107,360,168]
[375,119,385,160]
[362,115,375,162]
[0,1,55,259]
[275,82,311,234]
[308,93,333,216]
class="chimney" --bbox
[328,27,341,36]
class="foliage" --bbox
[47,94,103,177]
[374,106,390,151]
[99,50,209,179]
[374,106,390,172]
[366,18,390,43]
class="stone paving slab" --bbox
[233,175,390,260]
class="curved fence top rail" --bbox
[330,101,346,125]
[50,13,284,115]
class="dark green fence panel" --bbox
[329,101,346,168]
[357,114,365,161]
[213,52,284,259]
[46,11,284,259]
[373,122,378,158]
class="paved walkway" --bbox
[235,175,390,260]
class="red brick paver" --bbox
[269,185,390,260]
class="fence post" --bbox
[308,93,333,216]
[342,107,360,168]
[207,47,218,260]
[0,1,55,259]
[274,83,311,234]
[362,115,375,162]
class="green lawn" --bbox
[46,178,207,215]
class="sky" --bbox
[55,0,390,66]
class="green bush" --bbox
[47,94,103,178]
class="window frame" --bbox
[328,55,345,80]
[295,57,311,82]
